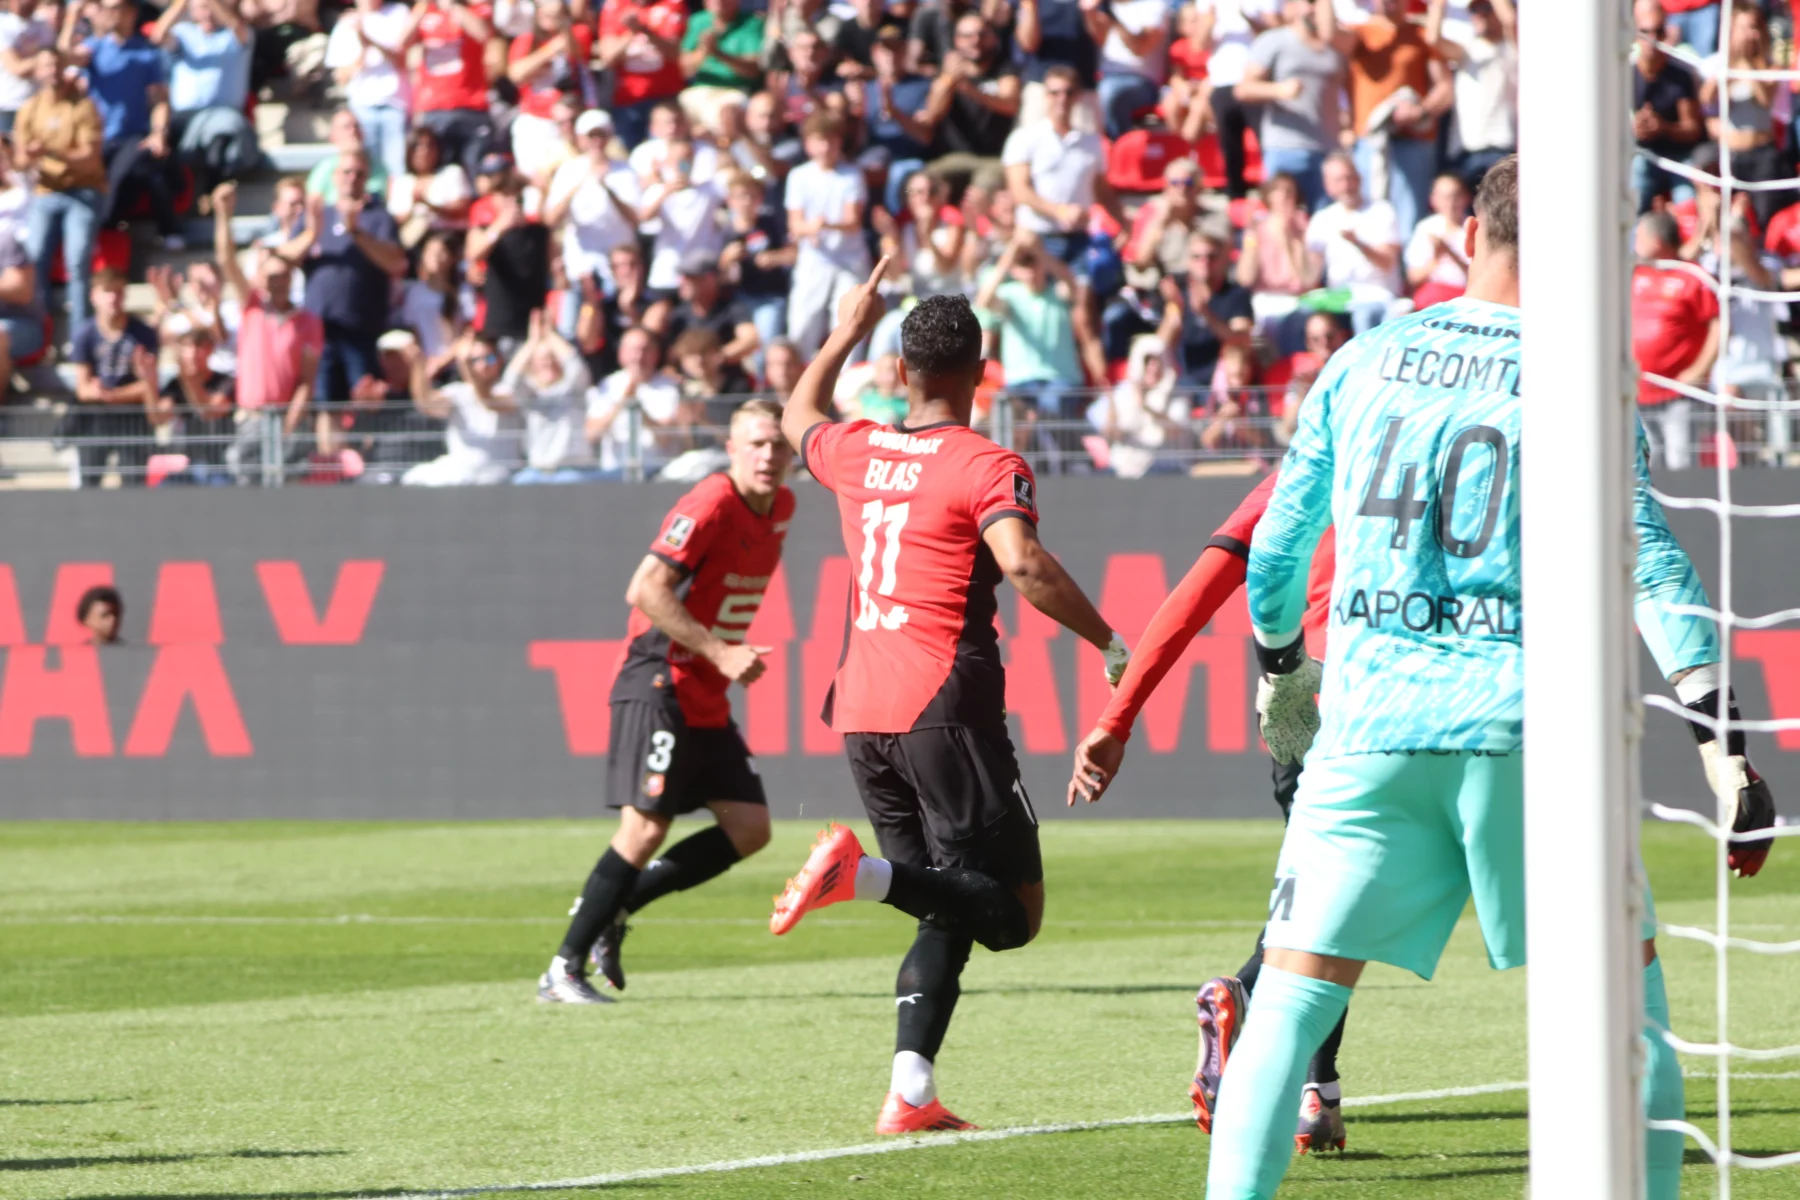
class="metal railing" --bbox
[3,385,1797,488]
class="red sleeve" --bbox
[802,419,867,492]
[1097,546,1249,742]
[507,31,531,63]
[649,483,726,575]
[970,449,1037,532]
[1208,471,1278,559]
[1691,276,1720,323]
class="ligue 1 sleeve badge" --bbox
[643,772,666,798]
[1013,473,1034,513]
[663,515,696,549]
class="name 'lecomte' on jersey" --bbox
[1247,295,1715,757]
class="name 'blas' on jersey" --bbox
[1247,296,1719,756]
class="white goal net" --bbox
[1521,0,1800,1196]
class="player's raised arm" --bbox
[1630,423,1777,876]
[623,556,769,686]
[781,255,892,454]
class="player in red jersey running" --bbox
[539,399,795,1005]
[1065,471,1352,1152]
[766,261,1132,1134]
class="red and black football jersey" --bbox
[1209,470,1334,659]
[803,418,1037,734]
[611,473,796,727]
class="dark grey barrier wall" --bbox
[1,472,1795,819]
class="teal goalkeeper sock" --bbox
[1206,966,1353,1200]
[1643,956,1685,1200]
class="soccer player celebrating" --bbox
[765,263,1132,1133]
[1171,156,1774,1199]
[538,399,796,1005]
[1066,474,1350,1152]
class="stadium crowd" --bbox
[1,0,1795,484]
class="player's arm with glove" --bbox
[1069,545,1249,805]
[625,555,771,686]
[1632,422,1777,877]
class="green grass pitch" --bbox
[2,818,1797,1198]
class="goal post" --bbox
[1518,0,1647,1195]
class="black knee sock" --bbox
[895,923,974,1060]
[883,863,1031,952]
[1309,1006,1348,1086]
[624,826,741,913]
[555,848,639,963]
[1237,929,1267,996]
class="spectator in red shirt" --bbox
[1632,210,1717,469]
[596,0,688,149]
[408,0,495,181]
[507,0,594,178]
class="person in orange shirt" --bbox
[1325,0,1451,241]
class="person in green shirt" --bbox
[679,0,765,135]
[304,107,390,204]
[974,228,1090,471]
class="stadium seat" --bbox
[1107,129,1194,193]
[14,314,52,369]
[48,229,132,286]
[1766,204,1800,259]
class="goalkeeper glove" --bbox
[1102,633,1131,687]
[1684,687,1777,879]
[1254,635,1322,766]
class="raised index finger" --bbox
[867,254,892,287]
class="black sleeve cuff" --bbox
[649,550,693,580]
[1255,634,1306,677]
[1683,687,1746,757]
[800,421,829,482]
[1207,535,1251,561]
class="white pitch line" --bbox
[346,1081,1529,1200]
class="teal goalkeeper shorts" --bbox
[1263,751,1661,979]
[1263,750,1525,980]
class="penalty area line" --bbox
[348,1080,1528,1200]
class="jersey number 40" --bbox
[1358,416,1509,558]
[856,499,912,632]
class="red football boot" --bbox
[1189,975,1248,1133]
[876,1092,979,1134]
[769,823,864,935]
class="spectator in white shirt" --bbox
[387,126,473,245]
[1425,0,1515,189]
[585,324,685,476]
[1196,0,1278,199]
[325,0,412,185]
[506,310,599,482]
[402,331,526,484]
[629,102,723,188]
[1082,0,1170,139]
[1305,150,1402,331]
[783,110,870,356]
[545,109,640,299]
[633,128,727,299]
[1404,171,1470,309]
[0,0,54,134]
[1002,64,1124,385]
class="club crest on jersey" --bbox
[1013,473,1035,513]
[643,773,666,798]
[663,515,696,549]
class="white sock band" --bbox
[855,855,893,902]
[891,1050,935,1106]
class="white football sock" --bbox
[1315,1080,1342,1104]
[891,1050,936,1106]
[855,855,893,902]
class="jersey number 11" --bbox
[856,500,911,631]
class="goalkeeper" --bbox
[1087,155,1777,1200]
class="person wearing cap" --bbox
[406,0,496,182]
[468,151,517,226]
[544,108,641,301]
[650,250,759,368]
[677,0,763,138]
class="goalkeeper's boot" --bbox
[536,956,613,1005]
[876,1092,978,1135]
[588,916,629,991]
[1189,975,1248,1133]
[770,823,862,935]
[1294,1083,1346,1153]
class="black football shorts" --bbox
[843,724,1043,888]
[606,697,766,817]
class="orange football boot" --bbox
[769,823,864,935]
[876,1092,979,1134]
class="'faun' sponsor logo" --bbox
[1421,318,1519,339]
[866,429,944,454]
[1335,588,1521,637]
[1377,346,1521,396]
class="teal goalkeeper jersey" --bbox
[1247,296,1720,756]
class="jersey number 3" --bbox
[856,499,911,631]
[1358,416,1508,558]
